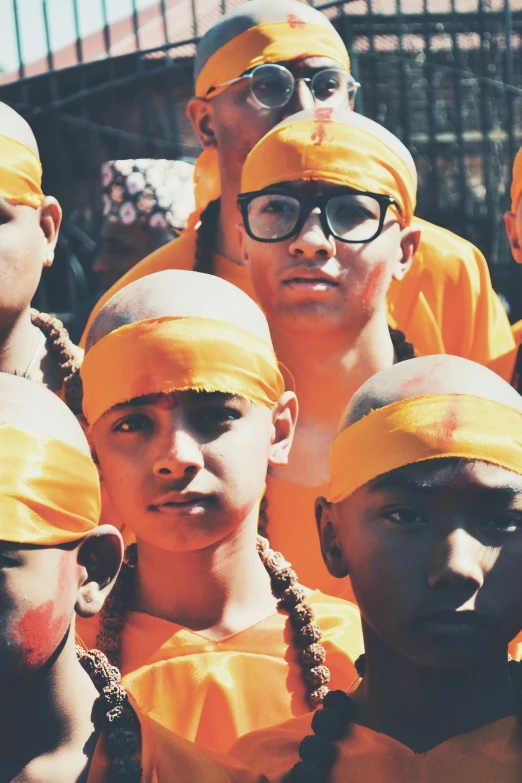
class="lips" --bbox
[149,492,210,514]
[414,609,485,634]
[281,267,339,287]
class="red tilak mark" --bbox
[287,13,305,29]
[12,600,66,669]
[435,398,460,451]
[311,124,327,146]
[314,107,334,122]
[399,358,445,394]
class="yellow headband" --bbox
[0,134,44,208]
[81,316,285,424]
[328,394,522,503]
[511,146,522,214]
[196,20,350,98]
[0,425,100,545]
[241,114,416,227]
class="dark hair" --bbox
[30,309,83,409]
[194,198,221,274]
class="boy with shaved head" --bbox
[0,373,261,783]
[232,354,522,782]
[79,0,513,371]
[76,269,364,753]
[0,102,81,397]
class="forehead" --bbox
[366,458,522,496]
[106,390,241,413]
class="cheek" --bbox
[350,257,391,310]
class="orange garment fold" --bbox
[231,710,522,783]
[77,591,363,754]
[0,134,45,208]
[488,318,522,386]
[511,145,522,213]
[195,21,349,98]
[81,316,284,424]
[0,424,100,545]
[328,394,522,504]
[241,113,416,226]
[88,692,266,783]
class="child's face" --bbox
[0,199,56,320]
[240,181,414,335]
[326,457,522,670]
[0,543,80,685]
[91,390,278,552]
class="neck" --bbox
[355,624,517,752]
[214,180,244,265]
[0,307,41,376]
[271,309,394,485]
[134,510,277,639]
[0,629,101,776]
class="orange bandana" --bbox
[0,134,44,208]
[81,316,285,424]
[0,425,100,545]
[328,394,522,503]
[511,146,522,214]
[241,111,416,227]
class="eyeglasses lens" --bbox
[311,69,351,105]
[250,65,294,108]
[247,194,301,239]
[326,194,382,241]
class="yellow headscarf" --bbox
[0,424,100,545]
[240,108,417,227]
[511,146,522,214]
[328,394,522,503]
[81,316,285,425]
[0,134,45,208]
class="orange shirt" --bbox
[231,711,522,783]
[489,319,522,385]
[88,695,266,783]
[79,220,513,367]
[77,591,363,754]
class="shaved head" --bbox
[85,270,273,351]
[341,355,522,430]
[0,373,89,454]
[195,0,337,80]
[0,102,39,158]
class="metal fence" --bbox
[1,0,522,319]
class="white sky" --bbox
[0,0,158,74]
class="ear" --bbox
[268,391,298,468]
[392,225,421,281]
[235,221,248,264]
[75,525,123,618]
[504,211,522,264]
[315,497,349,578]
[39,196,62,268]
[187,96,217,150]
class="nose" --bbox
[427,527,485,592]
[288,210,335,261]
[283,78,315,118]
[152,426,204,481]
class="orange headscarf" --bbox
[511,146,522,214]
[81,316,285,425]
[328,394,522,503]
[0,134,44,208]
[0,424,100,545]
[241,108,417,227]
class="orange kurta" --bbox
[79,220,513,367]
[87,694,266,783]
[77,591,363,754]
[231,711,522,783]
[489,319,522,385]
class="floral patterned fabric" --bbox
[102,158,195,231]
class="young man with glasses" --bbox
[235,107,421,599]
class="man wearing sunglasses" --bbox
[79,0,513,374]
[236,107,421,599]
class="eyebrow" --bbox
[369,474,522,501]
[108,391,241,411]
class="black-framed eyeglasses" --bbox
[237,189,399,244]
[212,63,360,109]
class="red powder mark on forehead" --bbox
[311,124,327,147]
[398,358,445,394]
[287,13,305,29]
[314,107,334,122]
[435,397,461,452]
[12,600,67,669]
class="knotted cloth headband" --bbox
[241,113,417,227]
[0,134,45,208]
[511,146,522,214]
[328,394,522,503]
[0,425,100,545]
[81,316,285,424]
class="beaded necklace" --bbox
[96,535,331,710]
